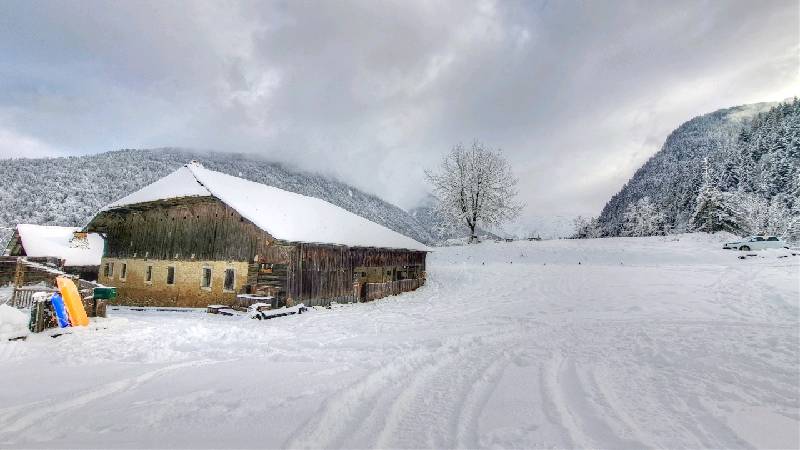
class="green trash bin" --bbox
[93,287,117,300]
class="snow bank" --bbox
[0,304,28,340]
[16,224,104,266]
[0,236,796,448]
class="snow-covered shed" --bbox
[4,224,105,280]
[86,162,428,307]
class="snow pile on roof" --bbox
[16,224,104,266]
[103,163,429,251]
[103,165,212,210]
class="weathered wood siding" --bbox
[4,230,24,256]
[283,244,427,306]
[287,244,351,306]
[88,198,274,262]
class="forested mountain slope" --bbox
[0,149,436,245]
[596,100,799,236]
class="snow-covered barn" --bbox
[4,224,104,280]
[85,162,428,307]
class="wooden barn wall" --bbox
[286,244,350,305]
[285,244,426,306]
[88,198,275,262]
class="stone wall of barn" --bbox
[98,257,249,307]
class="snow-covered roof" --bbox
[15,224,104,266]
[102,162,429,251]
[103,165,212,210]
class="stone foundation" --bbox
[98,257,249,307]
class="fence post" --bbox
[13,257,24,288]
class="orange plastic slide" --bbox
[56,276,89,327]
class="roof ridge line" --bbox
[184,161,212,193]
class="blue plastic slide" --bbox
[50,293,71,328]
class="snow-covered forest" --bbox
[586,100,800,239]
[0,149,445,246]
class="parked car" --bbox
[723,235,789,251]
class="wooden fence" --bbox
[2,256,101,310]
[9,286,59,309]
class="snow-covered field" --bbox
[1,234,798,449]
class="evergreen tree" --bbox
[690,159,742,233]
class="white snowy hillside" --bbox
[1,234,798,449]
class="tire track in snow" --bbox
[541,353,590,448]
[374,334,514,449]
[540,348,646,449]
[453,347,514,448]
[284,330,513,449]
[0,359,219,436]
[283,340,459,449]
[582,364,655,448]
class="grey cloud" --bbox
[0,0,796,228]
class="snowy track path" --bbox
[0,235,798,448]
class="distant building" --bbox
[85,162,428,307]
[4,224,104,280]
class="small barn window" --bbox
[201,267,212,288]
[145,265,153,283]
[103,263,111,277]
[167,266,176,285]
[107,262,114,278]
[224,269,235,291]
[120,263,128,281]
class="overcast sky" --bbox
[0,0,797,227]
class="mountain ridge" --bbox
[0,148,439,246]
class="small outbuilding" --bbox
[85,162,428,308]
[4,224,104,280]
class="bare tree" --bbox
[426,142,523,243]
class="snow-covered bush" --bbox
[572,216,603,239]
[733,191,798,239]
[622,197,667,237]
